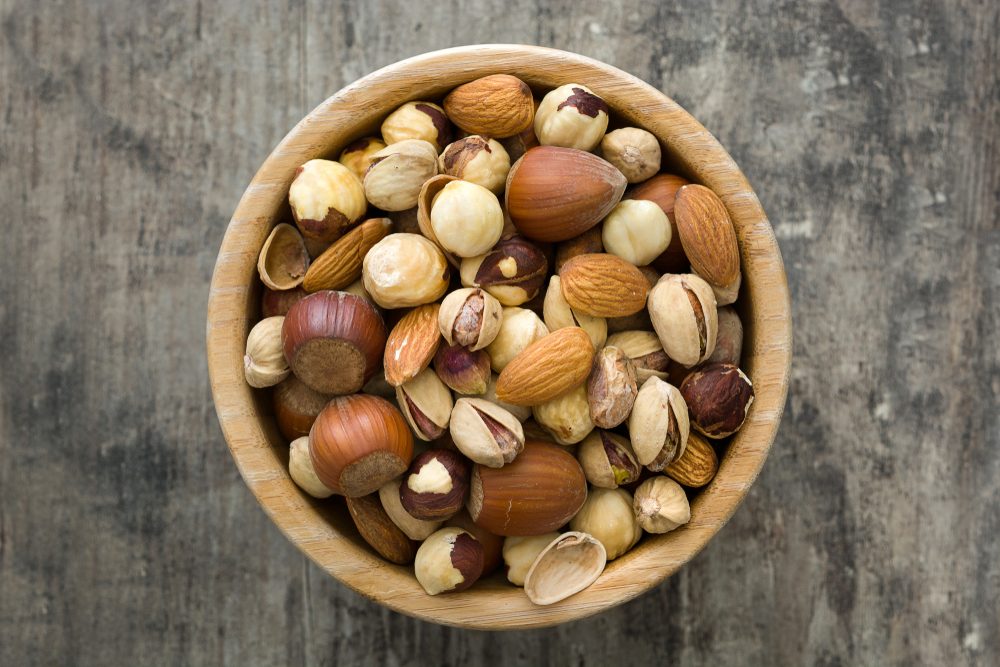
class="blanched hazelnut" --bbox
[532,384,594,445]
[484,307,548,372]
[569,487,642,560]
[399,449,471,521]
[244,316,290,388]
[288,159,367,243]
[430,180,504,257]
[601,199,672,266]
[534,83,609,151]
[460,236,548,306]
[338,136,387,181]
[633,476,690,533]
[502,533,560,586]
[381,101,452,151]
[414,527,485,595]
[363,139,439,211]
[288,436,334,498]
[439,136,511,193]
[600,127,661,183]
[542,275,607,349]
[438,287,503,351]
[362,233,450,308]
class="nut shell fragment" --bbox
[523,531,607,606]
[257,223,310,290]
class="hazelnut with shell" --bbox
[485,307,549,372]
[288,159,367,243]
[633,476,691,534]
[449,397,526,468]
[578,431,641,489]
[345,493,417,565]
[438,287,504,351]
[380,101,452,151]
[679,363,754,439]
[601,199,672,267]
[288,436,334,499]
[628,376,690,471]
[338,136,387,181]
[395,367,454,441]
[244,316,291,388]
[600,127,661,183]
[648,274,719,367]
[363,139,439,211]
[414,527,485,595]
[379,478,443,541]
[273,376,333,441]
[502,533,561,586]
[460,236,549,306]
[439,136,511,194]
[533,83,609,151]
[362,233,450,309]
[532,384,595,445]
[542,275,607,350]
[430,180,504,258]
[605,330,670,383]
[569,487,642,560]
[399,448,471,521]
[586,346,638,429]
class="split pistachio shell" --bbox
[648,274,718,367]
[628,376,690,470]
[542,275,607,349]
[578,431,641,489]
[502,533,561,586]
[395,368,454,441]
[438,287,504,351]
[532,384,594,445]
[523,531,607,605]
[244,316,291,388]
[257,223,310,290]
[633,476,691,534]
[449,397,525,468]
[605,330,670,383]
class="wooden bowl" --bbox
[207,45,791,629]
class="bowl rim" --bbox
[207,44,792,629]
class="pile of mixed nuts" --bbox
[244,74,755,605]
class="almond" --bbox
[443,74,535,138]
[665,431,718,488]
[383,304,442,386]
[495,327,594,406]
[558,253,649,317]
[303,218,392,292]
[673,184,740,288]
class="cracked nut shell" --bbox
[578,431,641,489]
[438,287,503,351]
[648,273,718,367]
[587,345,638,429]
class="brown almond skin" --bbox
[665,431,719,487]
[273,376,333,441]
[559,254,649,317]
[443,74,535,138]
[446,509,504,575]
[345,494,417,565]
[468,440,588,536]
[383,304,442,387]
[628,174,690,273]
[674,184,740,287]
[495,327,595,406]
[282,291,387,395]
[303,218,392,292]
[309,394,414,496]
[679,363,754,438]
[399,449,471,521]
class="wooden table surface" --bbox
[1,1,997,665]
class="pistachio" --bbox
[433,343,491,395]
[605,330,670,383]
[628,376,690,471]
[450,397,525,468]
[288,436,335,498]
[633,476,690,534]
[438,287,504,351]
[395,367,454,441]
[460,236,548,306]
[542,275,607,350]
[648,274,718,367]
[522,531,607,605]
[532,384,594,445]
[586,345,638,429]
[244,316,291,388]
[379,478,443,541]
[578,431,641,489]
[363,139,439,211]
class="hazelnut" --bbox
[477,374,532,422]
[399,448,471,521]
[605,330,670,383]
[395,367,454,441]
[362,233,450,308]
[648,274,719,367]
[628,376,690,471]
[414,527,485,595]
[433,343,491,395]
[569,487,642,560]
[288,436,334,498]
[502,533,560,586]
[379,478,443,541]
[485,307,549,372]
[586,346,638,429]
[438,287,503,351]
[261,285,309,318]
[498,123,540,163]
[439,136,512,193]
[363,139,439,211]
[600,127,661,183]
[633,476,690,534]
[601,199,672,266]
[628,173,690,273]
[360,371,396,400]
[532,384,595,445]
[533,83,609,151]
[708,306,743,366]
[679,363,754,439]
[450,397,526,468]
[380,101,452,151]
[523,531,607,606]
[542,275,607,350]
[460,236,548,306]
[338,136,387,181]
[430,180,504,257]
[257,223,310,291]
[244,316,291,388]
[578,431,641,489]
[341,278,375,305]
[554,226,604,273]
[273,376,333,441]
[288,159,367,243]
[446,509,505,575]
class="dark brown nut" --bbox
[433,343,491,395]
[381,101,452,151]
[273,376,334,441]
[554,226,604,273]
[460,236,548,306]
[679,363,754,438]
[438,287,504,351]
[288,159,367,243]
[450,397,526,468]
[648,274,719,367]
[707,306,743,365]
[438,136,511,194]
[578,431,641,489]
[261,286,309,318]
[600,127,661,184]
[605,330,670,383]
[338,136,387,180]
[446,509,505,576]
[414,527,484,595]
[399,449,471,521]
[395,368,454,441]
[628,376,690,471]
[534,83,609,151]
[345,493,417,565]
[587,345,638,428]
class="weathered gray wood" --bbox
[1,0,997,664]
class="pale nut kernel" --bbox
[542,275,607,350]
[438,287,504,351]
[532,384,595,445]
[569,487,642,560]
[586,345,638,429]
[363,139,439,211]
[244,316,290,388]
[288,436,334,498]
[380,101,452,151]
[578,431,641,489]
[477,374,532,422]
[485,307,549,372]
[288,159,367,243]
[395,367,454,441]
[430,180,504,257]
[648,274,719,367]
[707,306,743,366]
[601,199,672,267]
[362,233,450,308]
[414,527,485,595]
[439,136,511,194]
[460,236,548,306]
[600,127,661,184]
[605,330,670,383]
[338,137,387,181]
[379,478,443,541]
[502,533,561,586]
[633,476,691,534]
[628,376,690,471]
[450,397,526,468]
[534,83,609,151]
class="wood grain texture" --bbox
[1,0,997,664]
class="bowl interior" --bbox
[207,45,791,629]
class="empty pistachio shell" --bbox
[257,223,310,290]
[523,531,607,605]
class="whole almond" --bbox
[674,185,740,288]
[383,304,442,386]
[495,327,595,406]
[665,431,718,488]
[443,74,535,138]
[559,254,649,317]
[303,218,392,292]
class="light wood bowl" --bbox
[207,45,792,629]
